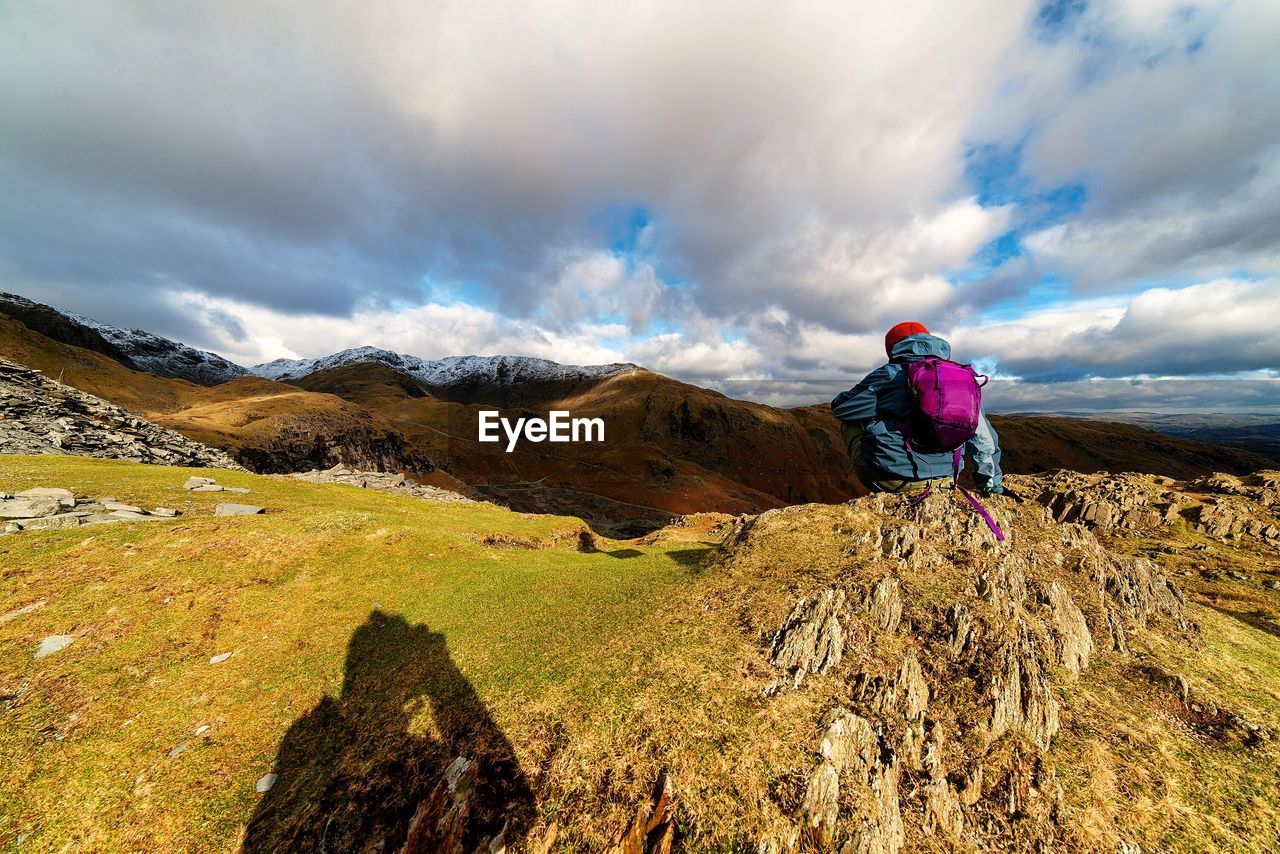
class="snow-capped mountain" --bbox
[252,346,638,387]
[0,292,249,385]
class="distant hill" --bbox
[1055,411,1280,466]
[0,315,435,475]
[293,361,859,536]
[989,414,1277,479]
[0,291,248,385]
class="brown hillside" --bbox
[294,363,861,536]
[0,317,433,474]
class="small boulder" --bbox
[16,487,74,500]
[9,514,83,532]
[102,501,143,513]
[151,508,179,517]
[215,503,265,516]
[184,476,216,490]
[108,510,156,521]
[0,497,61,519]
[35,635,74,659]
[256,773,278,793]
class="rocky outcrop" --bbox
[714,485,1198,851]
[766,589,846,694]
[0,359,243,469]
[227,425,436,476]
[1036,469,1280,547]
[1,486,183,534]
[610,770,676,854]
[287,465,473,503]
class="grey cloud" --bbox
[0,0,1031,334]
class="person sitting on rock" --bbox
[831,321,1005,496]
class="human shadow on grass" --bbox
[242,611,534,853]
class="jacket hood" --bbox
[889,333,951,362]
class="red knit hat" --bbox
[884,321,929,355]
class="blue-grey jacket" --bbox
[830,334,1003,492]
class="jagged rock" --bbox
[988,619,1059,751]
[922,777,964,841]
[767,589,846,693]
[975,554,1029,619]
[946,604,975,658]
[1035,580,1093,674]
[399,756,480,854]
[214,503,265,516]
[863,576,903,633]
[801,708,902,851]
[184,476,216,489]
[852,653,930,723]
[956,765,983,807]
[0,358,243,469]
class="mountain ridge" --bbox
[0,292,249,385]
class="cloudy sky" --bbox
[2,0,1277,410]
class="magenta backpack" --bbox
[901,357,1004,541]
[903,357,987,452]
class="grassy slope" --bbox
[0,457,770,851]
[3,473,1280,849]
[1048,515,1280,851]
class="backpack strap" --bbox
[956,485,1005,542]
[953,447,1005,541]
[898,427,1004,542]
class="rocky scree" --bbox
[0,359,243,469]
[286,464,472,503]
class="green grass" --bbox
[6,457,1279,851]
[0,456,753,851]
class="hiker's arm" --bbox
[831,367,890,423]
[967,409,1003,493]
